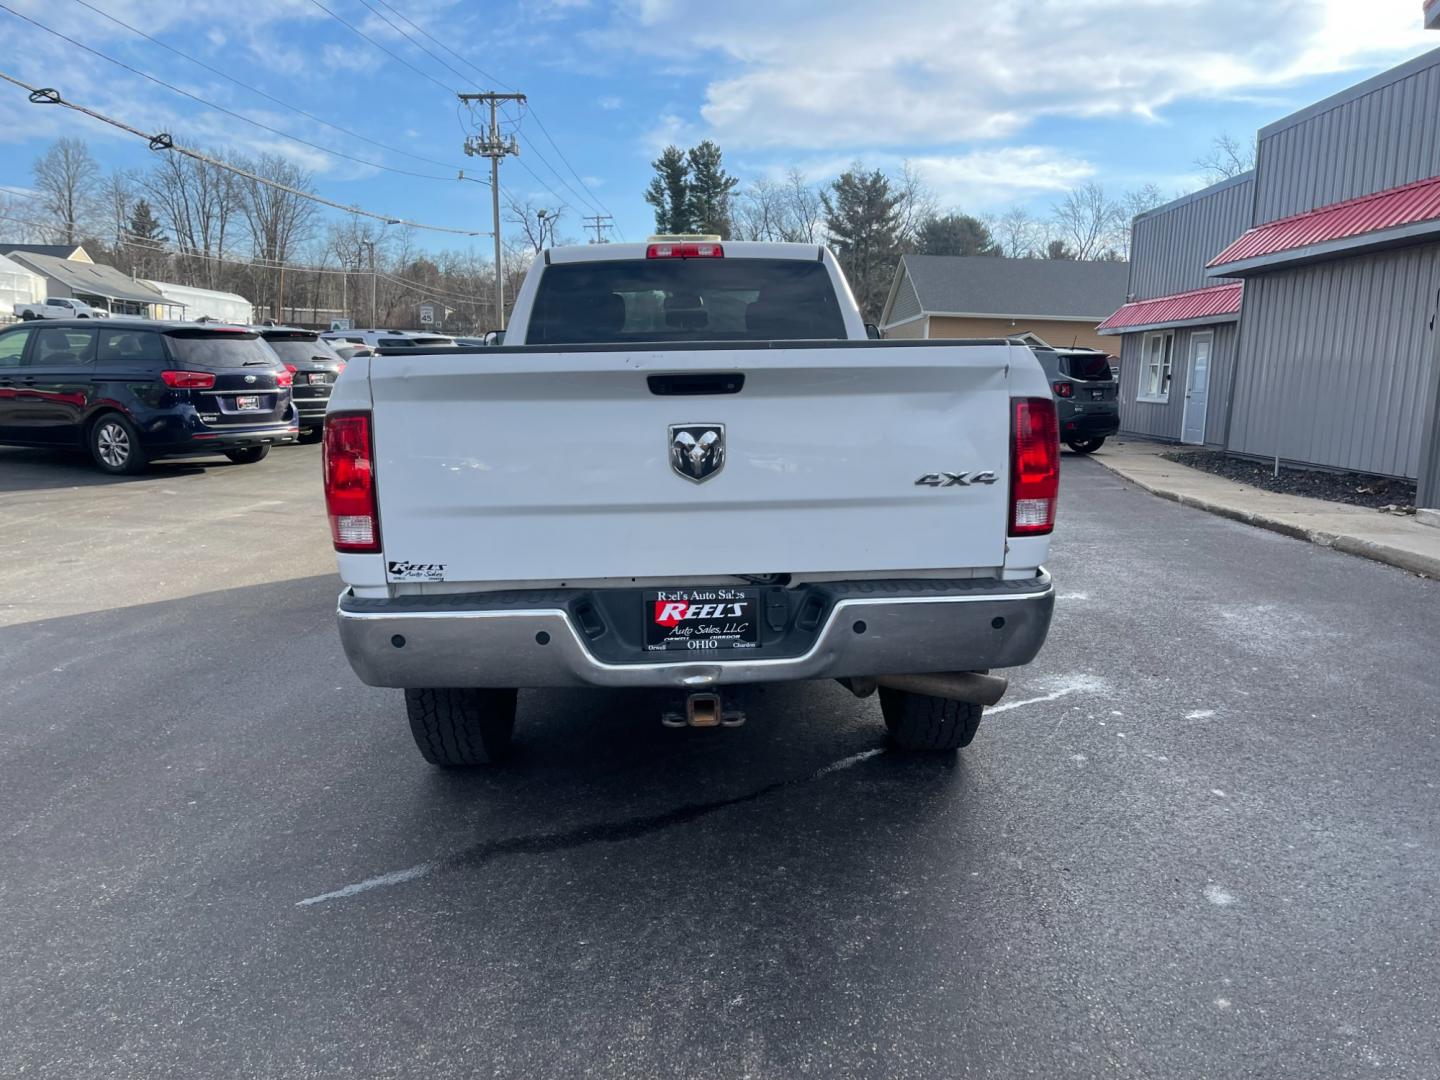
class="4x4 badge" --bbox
[914,471,999,487]
[669,424,725,483]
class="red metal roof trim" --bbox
[1096,283,1243,333]
[1209,173,1440,268]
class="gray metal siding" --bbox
[1255,57,1440,224]
[887,267,922,324]
[1226,243,1440,478]
[1129,177,1255,300]
[1118,324,1238,445]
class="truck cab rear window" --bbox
[527,259,846,345]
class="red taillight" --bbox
[276,367,294,388]
[646,241,724,259]
[1052,381,1073,398]
[335,361,347,374]
[1010,397,1059,537]
[159,369,216,389]
[323,412,380,553]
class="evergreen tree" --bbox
[686,140,738,237]
[823,167,902,321]
[915,213,999,257]
[644,146,692,234]
[128,198,166,247]
[1044,239,1075,260]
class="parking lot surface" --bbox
[2,445,1439,1079]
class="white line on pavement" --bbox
[296,862,435,907]
[989,674,1106,714]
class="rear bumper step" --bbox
[335,571,1054,690]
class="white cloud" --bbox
[609,0,1437,151]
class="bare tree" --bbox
[0,191,51,243]
[142,151,243,289]
[1195,134,1255,184]
[893,161,937,251]
[1051,182,1121,260]
[31,138,101,245]
[1113,183,1168,258]
[732,178,786,242]
[100,171,135,273]
[505,196,563,253]
[993,207,1044,258]
[781,168,825,243]
[236,154,318,317]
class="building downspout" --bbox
[1416,287,1440,512]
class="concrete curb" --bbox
[1093,457,1440,580]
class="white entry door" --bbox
[1181,332,1213,445]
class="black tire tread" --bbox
[879,687,983,751]
[88,412,148,475]
[404,687,517,767]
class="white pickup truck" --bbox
[14,296,108,320]
[325,239,1059,766]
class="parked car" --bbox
[14,297,108,321]
[326,239,1059,766]
[320,329,457,351]
[0,320,297,474]
[1032,345,1119,454]
[253,326,346,443]
[330,343,376,362]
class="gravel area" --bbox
[1161,448,1417,510]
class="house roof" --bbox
[0,242,90,261]
[1097,282,1244,336]
[883,255,1130,326]
[5,250,166,305]
[1208,173,1440,276]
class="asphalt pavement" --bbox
[2,443,1438,1079]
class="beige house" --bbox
[878,255,1129,354]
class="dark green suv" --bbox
[1031,346,1119,454]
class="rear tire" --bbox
[879,687,983,752]
[88,413,148,475]
[405,687,518,766]
[1066,437,1106,454]
[223,445,270,465]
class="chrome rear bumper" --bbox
[336,572,1054,690]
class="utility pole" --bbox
[361,240,376,328]
[583,214,613,244]
[460,91,526,329]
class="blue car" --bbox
[0,319,299,474]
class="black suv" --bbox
[0,320,298,474]
[254,326,346,442]
[1032,346,1120,454]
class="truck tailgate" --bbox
[369,344,1016,583]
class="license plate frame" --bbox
[235,394,262,411]
[1090,388,1106,400]
[308,372,331,385]
[644,587,760,653]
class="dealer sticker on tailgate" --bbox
[645,587,759,652]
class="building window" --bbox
[1139,331,1174,401]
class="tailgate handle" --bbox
[647,372,745,396]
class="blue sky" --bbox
[0,0,1437,257]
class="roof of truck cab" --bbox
[545,241,826,264]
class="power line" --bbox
[0,70,486,236]
[306,0,455,96]
[66,0,476,179]
[582,214,613,243]
[355,0,601,219]
[363,0,618,228]
[0,3,470,184]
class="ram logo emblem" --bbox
[669,424,725,483]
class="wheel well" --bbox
[84,408,127,442]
